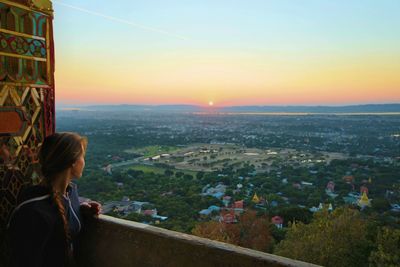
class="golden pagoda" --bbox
[358,191,371,208]
[252,193,260,203]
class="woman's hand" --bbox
[80,201,102,217]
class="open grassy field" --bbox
[127,164,197,176]
[124,143,343,175]
[124,145,180,157]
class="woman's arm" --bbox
[69,183,102,218]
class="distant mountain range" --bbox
[59,103,400,113]
[218,104,400,113]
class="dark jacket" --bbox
[7,183,82,267]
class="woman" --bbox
[7,132,101,267]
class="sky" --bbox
[53,0,400,107]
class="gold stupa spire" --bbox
[252,193,260,203]
[358,191,371,208]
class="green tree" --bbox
[275,207,373,267]
[371,198,391,213]
[196,171,204,179]
[369,227,400,267]
[192,211,272,252]
[164,169,174,176]
[183,174,193,180]
[279,206,313,225]
[175,171,184,178]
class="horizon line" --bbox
[56,102,400,108]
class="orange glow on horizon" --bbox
[53,0,400,107]
[55,51,400,106]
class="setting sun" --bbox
[53,1,400,106]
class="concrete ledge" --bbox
[77,215,319,267]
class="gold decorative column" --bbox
[0,1,54,262]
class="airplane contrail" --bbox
[53,1,189,40]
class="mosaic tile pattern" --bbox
[0,1,54,251]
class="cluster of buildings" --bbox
[199,183,245,223]
[201,183,227,199]
[340,176,372,208]
[102,197,168,222]
[196,168,386,232]
[198,188,286,229]
[309,203,334,213]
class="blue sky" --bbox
[53,0,400,106]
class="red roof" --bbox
[343,175,355,183]
[234,200,244,209]
[271,216,284,224]
[220,209,236,223]
[143,209,155,216]
[222,213,235,223]
[326,181,335,191]
[360,185,369,195]
[293,183,301,189]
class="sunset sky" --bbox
[53,0,400,107]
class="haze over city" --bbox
[2,1,400,265]
[54,0,400,107]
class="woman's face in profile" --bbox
[72,151,85,179]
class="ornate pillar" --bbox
[0,0,54,258]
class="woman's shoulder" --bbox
[67,182,78,191]
[18,184,51,204]
[67,182,80,199]
[9,185,57,225]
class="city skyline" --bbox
[54,0,400,107]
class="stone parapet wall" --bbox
[77,215,319,267]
